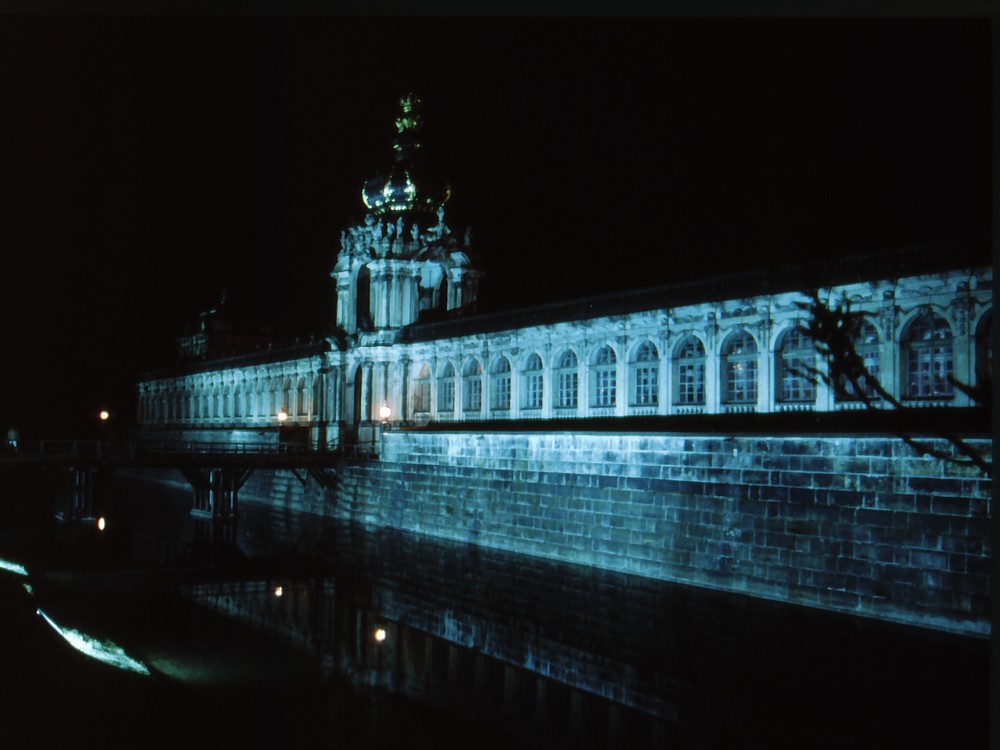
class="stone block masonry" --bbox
[298,431,989,637]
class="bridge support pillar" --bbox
[181,466,254,520]
[55,467,94,522]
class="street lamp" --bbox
[377,404,391,455]
[276,409,288,423]
[99,410,110,422]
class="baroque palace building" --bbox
[137,95,993,447]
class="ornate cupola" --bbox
[362,94,452,220]
[333,95,480,336]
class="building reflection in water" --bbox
[113,486,988,750]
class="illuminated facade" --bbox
[137,95,993,446]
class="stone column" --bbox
[880,290,898,401]
[757,319,772,412]
[951,287,973,406]
[361,362,373,423]
[705,313,719,415]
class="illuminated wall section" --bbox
[138,265,991,445]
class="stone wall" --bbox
[300,431,991,636]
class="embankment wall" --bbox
[137,431,992,635]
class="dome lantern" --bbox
[362,93,452,218]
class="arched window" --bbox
[777,327,816,403]
[837,320,880,401]
[462,359,483,414]
[491,356,512,412]
[233,384,243,418]
[438,362,456,413]
[296,377,308,417]
[903,313,953,398]
[722,331,758,404]
[413,364,431,414]
[631,341,659,406]
[271,379,281,416]
[222,386,232,419]
[256,385,267,419]
[182,390,191,421]
[590,345,617,407]
[523,353,543,410]
[674,336,706,405]
[281,378,292,415]
[975,310,992,392]
[555,350,579,409]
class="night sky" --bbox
[0,15,989,437]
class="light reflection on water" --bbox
[36,607,151,676]
[0,473,990,749]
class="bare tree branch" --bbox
[798,291,991,477]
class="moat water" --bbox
[0,468,989,749]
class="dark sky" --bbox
[0,15,990,436]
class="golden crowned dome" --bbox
[362,94,452,218]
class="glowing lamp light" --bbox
[274,586,283,597]
[374,628,387,643]
[276,410,288,423]
[378,405,391,421]
[97,517,106,532]
[99,410,110,421]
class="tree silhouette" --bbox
[800,292,991,477]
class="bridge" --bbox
[3,439,372,526]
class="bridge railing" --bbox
[28,439,317,461]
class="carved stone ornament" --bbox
[951,297,970,335]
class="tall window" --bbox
[491,356,512,412]
[356,265,371,331]
[296,377,308,417]
[631,341,659,405]
[281,378,292,415]
[975,310,992,391]
[904,313,953,398]
[556,350,579,409]
[462,359,483,414]
[591,345,617,407]
[413,364,431,413]
[777,327,816,402]
[260,383,269,420]
[838,320,880,400]
[438,362,456,413]
[523,353,543,410]
[722,331,758,404]
[233,385,243,418]
[674,336,706,405]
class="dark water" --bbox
[0,466,990,749]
